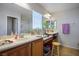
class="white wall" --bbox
[28,3,48,15]
[0,9,7,35]
[54,7,79,49]
[21,14,32,33]
[0,4,33,35]
[0,4,21,35]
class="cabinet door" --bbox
[1,43,31,56]
[1,48,19,56]
[32,39,43,56]
[18,43,31,56]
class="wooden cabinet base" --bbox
[0,43,31,56]
[32,39,43,56]
[0,39,43,56]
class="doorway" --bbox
[7,16,18,35]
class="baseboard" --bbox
[61,44,79,50]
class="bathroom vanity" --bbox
[0,32,58,56]
[0,36,43,56]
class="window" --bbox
[51,21,56,29]
[42,19,56,30]
[32,11,42,29]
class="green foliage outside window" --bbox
[42,20,56,30]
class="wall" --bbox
[21,13,32,33]
[0,4,21,35]
[0,9,7,35]
[28,3,48,15]
[0,4,33,35]
[54,7,79,49]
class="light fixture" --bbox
[44,13,51,19]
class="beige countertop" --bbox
[0,32,58,52]
[0,36,42,52]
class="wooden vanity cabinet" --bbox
[31,39,43,56]
[0,43,31,56]
[0,38,43,56]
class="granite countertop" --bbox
[0,36,42,52]
[43,35,53,40]
[46,31,58,35]
[0,32,58,52]
[43,31,58,40]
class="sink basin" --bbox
[0,40,13,46]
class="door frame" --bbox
[7,16,18,35]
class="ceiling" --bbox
[0,3,32,15]
[0,3,79,16]
[40,3,79,14]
